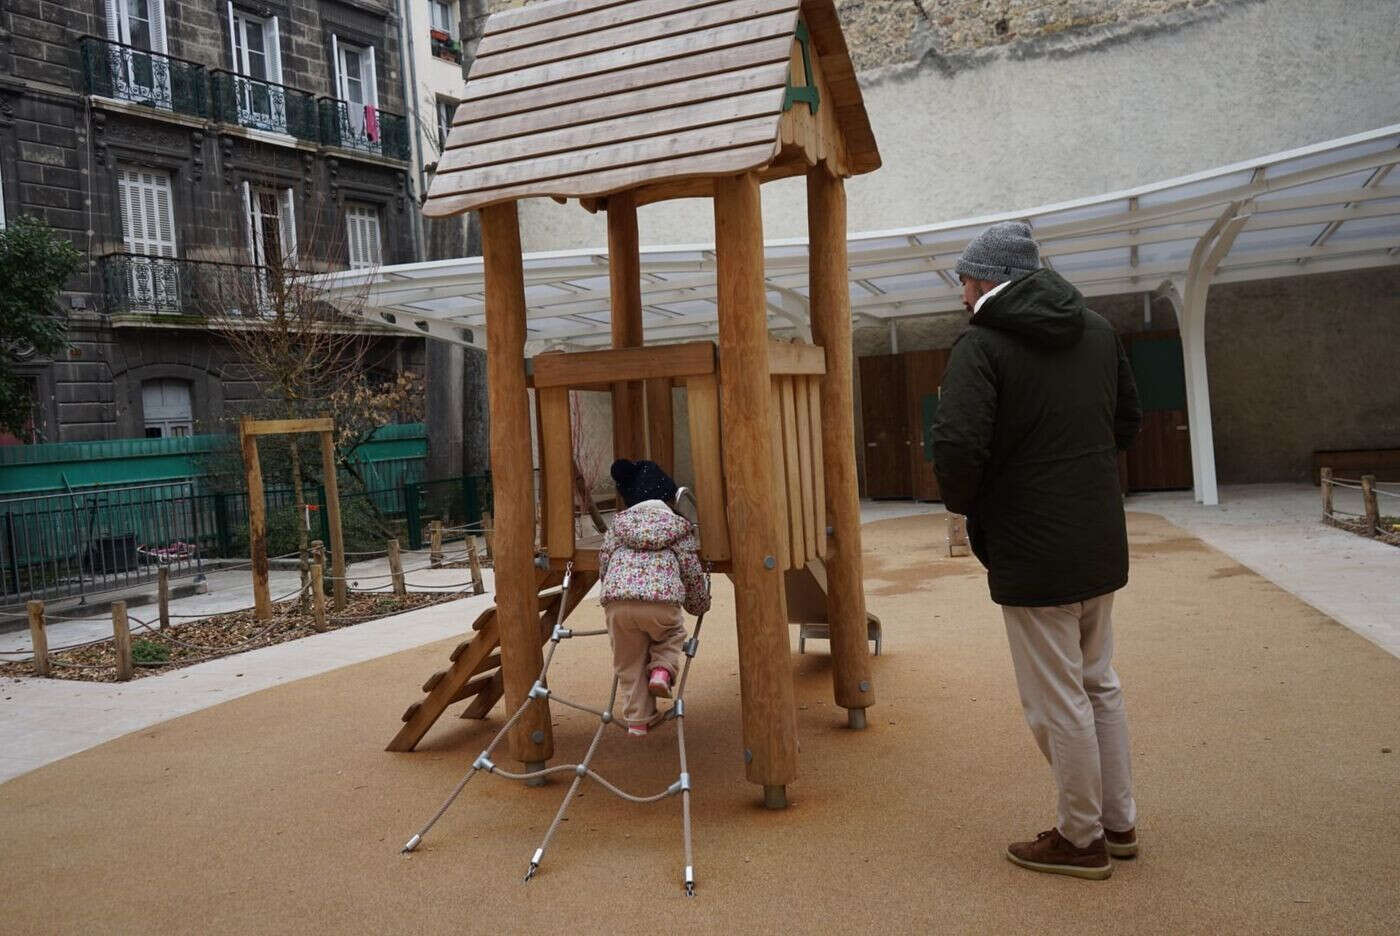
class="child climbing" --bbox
[598,459,711,736]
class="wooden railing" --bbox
[1319,467,1399,542]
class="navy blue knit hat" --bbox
[611,459,678,508]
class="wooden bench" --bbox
[1312,449,1400,484]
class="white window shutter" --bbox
[267,16,283,86]
[149,0,167,54]
[280,188,297,268]
[105,0,121,42]
[331,33,342,98]
[366,45,378,108]
[117,169,176,256]
[241,180,257,263]
[226,2,238,68]
[155,180,175,257]
[118,169,136,249]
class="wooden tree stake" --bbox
[429,520,444,568]
[112,600,133,682]
[311,562,327,631]
[387,538,407,596]
[1320,467,1333,517]
[27,601,49,678]
[318,430,347,612]
[239,415,272,621]
[481,510,495,560]
[466,536,485,594]
[1362,475,1379,533]
[157,565,170,630]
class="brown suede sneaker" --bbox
[1006,829,1112,880]
[1105,827,1138,859]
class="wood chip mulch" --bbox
[0,591,471,683]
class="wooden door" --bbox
[904,348,950,501]
[1125,334,1193,490]
[859,353,911,499]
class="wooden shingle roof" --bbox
[423,0,880,218]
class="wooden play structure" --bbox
[404,0,882,806]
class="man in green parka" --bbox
[931,221,1143,881]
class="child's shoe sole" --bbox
[648,679,672,699]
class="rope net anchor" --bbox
[400,558,711,897]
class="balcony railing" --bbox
[318,97,410,161]
[100,253,277,317]
[79,36,208,118]
[209,70,320,142]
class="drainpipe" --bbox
[397,0,427,260]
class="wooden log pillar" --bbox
[157,566,170,630]
[429,520,444,568]
[387,538,406,596]
[1362,475,1379,533]
[27,601,49,678]
[1320,467,1333,517]
[608,191,646,460]
[645,378,675,474]
[807,168,875,725]
[310,561,327,631]
[239,415,271,621]
[112,600,132,682]
[318,430,347,612]
[714,172,798,805]
[482,200,552,768]
[466,537,484,594]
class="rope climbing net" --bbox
[401,559,709,896]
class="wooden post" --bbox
[311,539,325,568]
[608,191,646,460]
[27,601,49,678]
[807,168,875,724]
[645,378,675,475]
[481,509,495,560]
[466,536,484,594]
[310,561,327,631]
[429,520,444,568]
[1362,474,1379,533]
[540,387,576,559]
[387,538,407,596]
[1321,467,1333,517]
[947,513,970,557]
[112,600,132,682]
[482,199,552,768]
[318,430,347,612]
[157,565,170,630]
[239,415,271,621]
[714,172,798,805]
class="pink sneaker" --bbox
[627,724,648,737]
[647,667,673,699]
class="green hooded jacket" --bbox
[930,269,1142,607]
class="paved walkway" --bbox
[2,487,1394,784]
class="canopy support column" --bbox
[608,191,647,460]
[807,168,874,720]
[482,200,553,768]
[715,172,798,805]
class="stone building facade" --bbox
[2,0,427,443]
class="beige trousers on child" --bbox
[604,601,687,727]
[1001,592,1137,848]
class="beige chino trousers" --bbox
[604,600,686,727]
[1002,592,1137,848]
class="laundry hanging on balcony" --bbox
[364,104,380,142]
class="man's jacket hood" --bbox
[970,269,1087,350]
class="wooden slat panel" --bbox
[463,13,796,101]
[807,375,826,558]
[533,342,715,389]
[539,387,576,559]
[439,88,784,175]
[474,0,799,79]
[767,339,826,375]
[779,376,805,564]
[793,376,817,560]
[684,373,731,562]
[454,37,790,127]
[769,377,792,571]
[479,0,730,59]
[456,62,787,146]
[425,142,778,215]
[434,114,779,197]
[486,0,635,35]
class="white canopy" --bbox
[320,124,1400,506]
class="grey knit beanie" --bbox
[954,221,1040,284]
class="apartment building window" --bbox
[241,181,297,269]
[106,0,167,53]
[345,205,382,270]
[117,167,178,309]
[436,97,458,152]
[142,378,193,438]
[332,37,378,138]
[104,0,171,107]
[430,1,454,33]
[227,4,285,130]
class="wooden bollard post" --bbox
[947,513,970,557]
[429,520,444,568]
[112,600,133,682]
[387,538,407,596]
[1362,475,1379,533]
[27,601,49,678]
[1320,467,1333,517]
[466,536,484,595]
[157,565,170,630]
[310,562,327,631]
[481,510,494,561]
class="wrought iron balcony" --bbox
[100,253,275,317]
[79,36,208,118]
[209,70,320,142]
[318,97,410,161]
